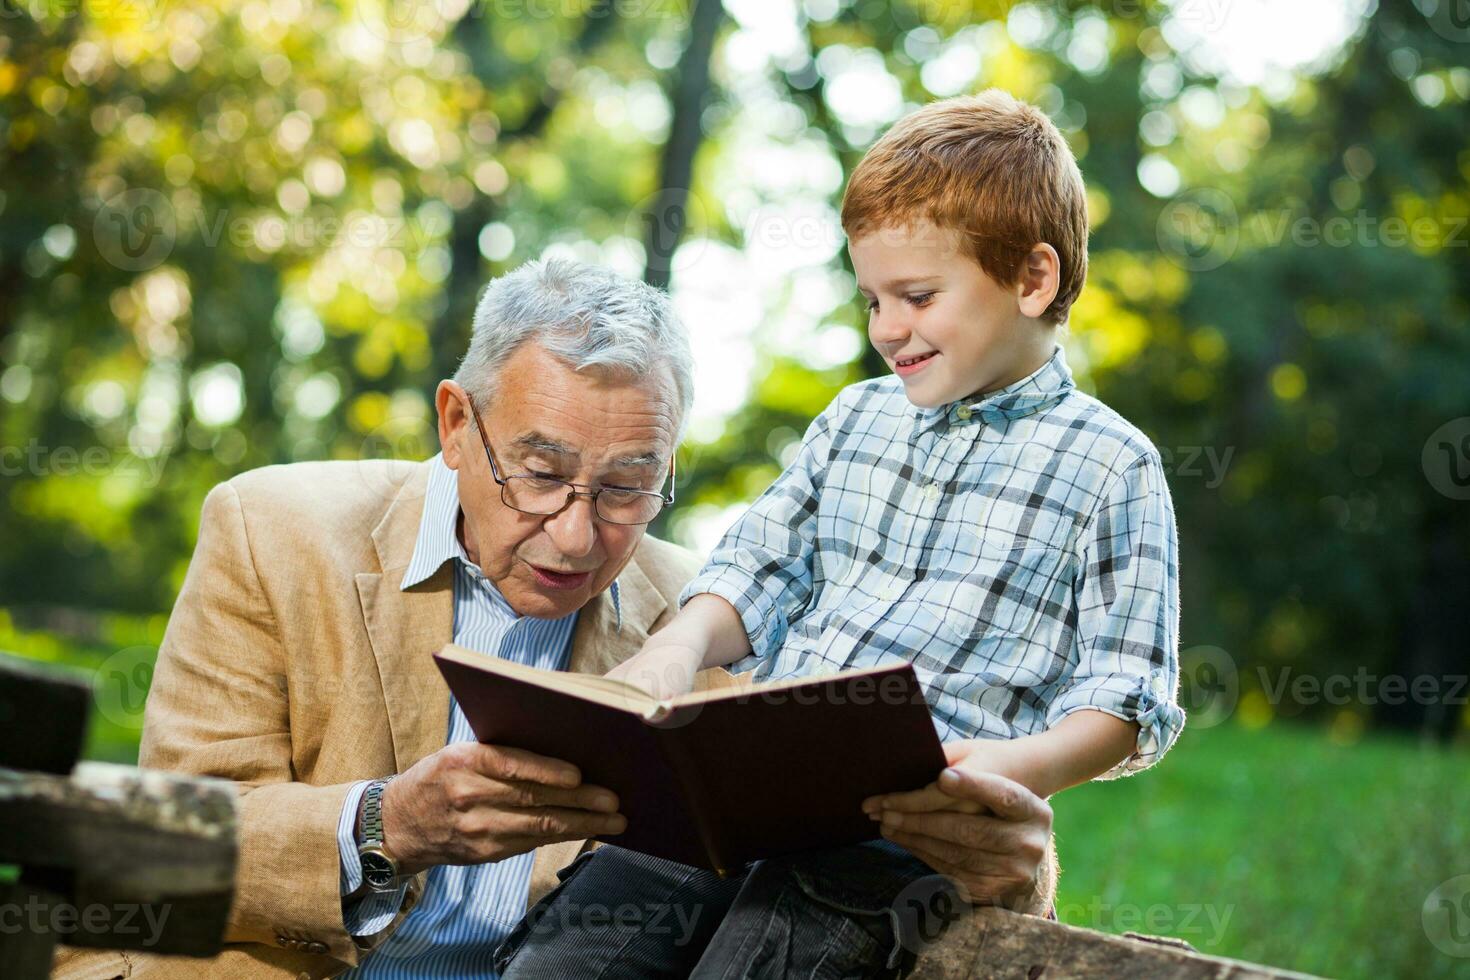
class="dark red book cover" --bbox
[434,647,947,875]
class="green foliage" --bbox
[4,6,1467,734]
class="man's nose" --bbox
[542,494,598,558]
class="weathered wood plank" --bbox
[909,906,1325,979]
[0,762,237,957]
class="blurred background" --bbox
[2,0,1468,976]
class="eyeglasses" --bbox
[465,395,675,527]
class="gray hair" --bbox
[453,257,694,439]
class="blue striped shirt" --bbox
[336,454,610,976]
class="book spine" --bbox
[649,720,736,877]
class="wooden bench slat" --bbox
[909,906,1324,979]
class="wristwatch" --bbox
[356,776,400,892]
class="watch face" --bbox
[362,851,396,888]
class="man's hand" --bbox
[861,742,1055,914]
[605,639,704,701]
[379,742,626,877]
[872,736,1041,807]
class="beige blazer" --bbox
[53,459,711,980]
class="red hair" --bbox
[841,89,1089,325]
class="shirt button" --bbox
[923,483,941,501]
[956,405,972,420]
[1150,673,1170,698]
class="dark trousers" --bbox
[493,840,967,979]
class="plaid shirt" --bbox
[681,346,1184,778]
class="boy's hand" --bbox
[605,593,751,704]
[605,640,704,701]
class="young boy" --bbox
[494,90,1184,979]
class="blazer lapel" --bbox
[357,464,453,773]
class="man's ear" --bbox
[1015,243,1061,320]
[436,380,469,471]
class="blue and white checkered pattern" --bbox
[681,346,1185,777]
[336,455,590,977]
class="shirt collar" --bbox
[914,344,1075,433]
[402,454,464,591]
[401,454,621,627]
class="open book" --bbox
[433,645,947,876]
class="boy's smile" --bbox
[893,350,939,376]
[850,220,1060,409]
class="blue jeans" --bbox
[493,841,967,979]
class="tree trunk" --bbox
[642,0,725,289]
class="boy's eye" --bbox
[864,293,934,312]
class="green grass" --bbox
[6,617,1468,978]
[1053,722,1470,979]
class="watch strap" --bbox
[360,776,394,846]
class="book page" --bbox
[663,662,902,708]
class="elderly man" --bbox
[59,259,1056,980]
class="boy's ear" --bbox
[1015,243,1061,320]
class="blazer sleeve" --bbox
[138,481,400,967]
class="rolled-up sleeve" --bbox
[1047,451,1185,778]
[678,398,838,659]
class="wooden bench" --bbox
[910,906,1321,978]
[0,654,237,979]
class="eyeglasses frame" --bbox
[463,392,676,527]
